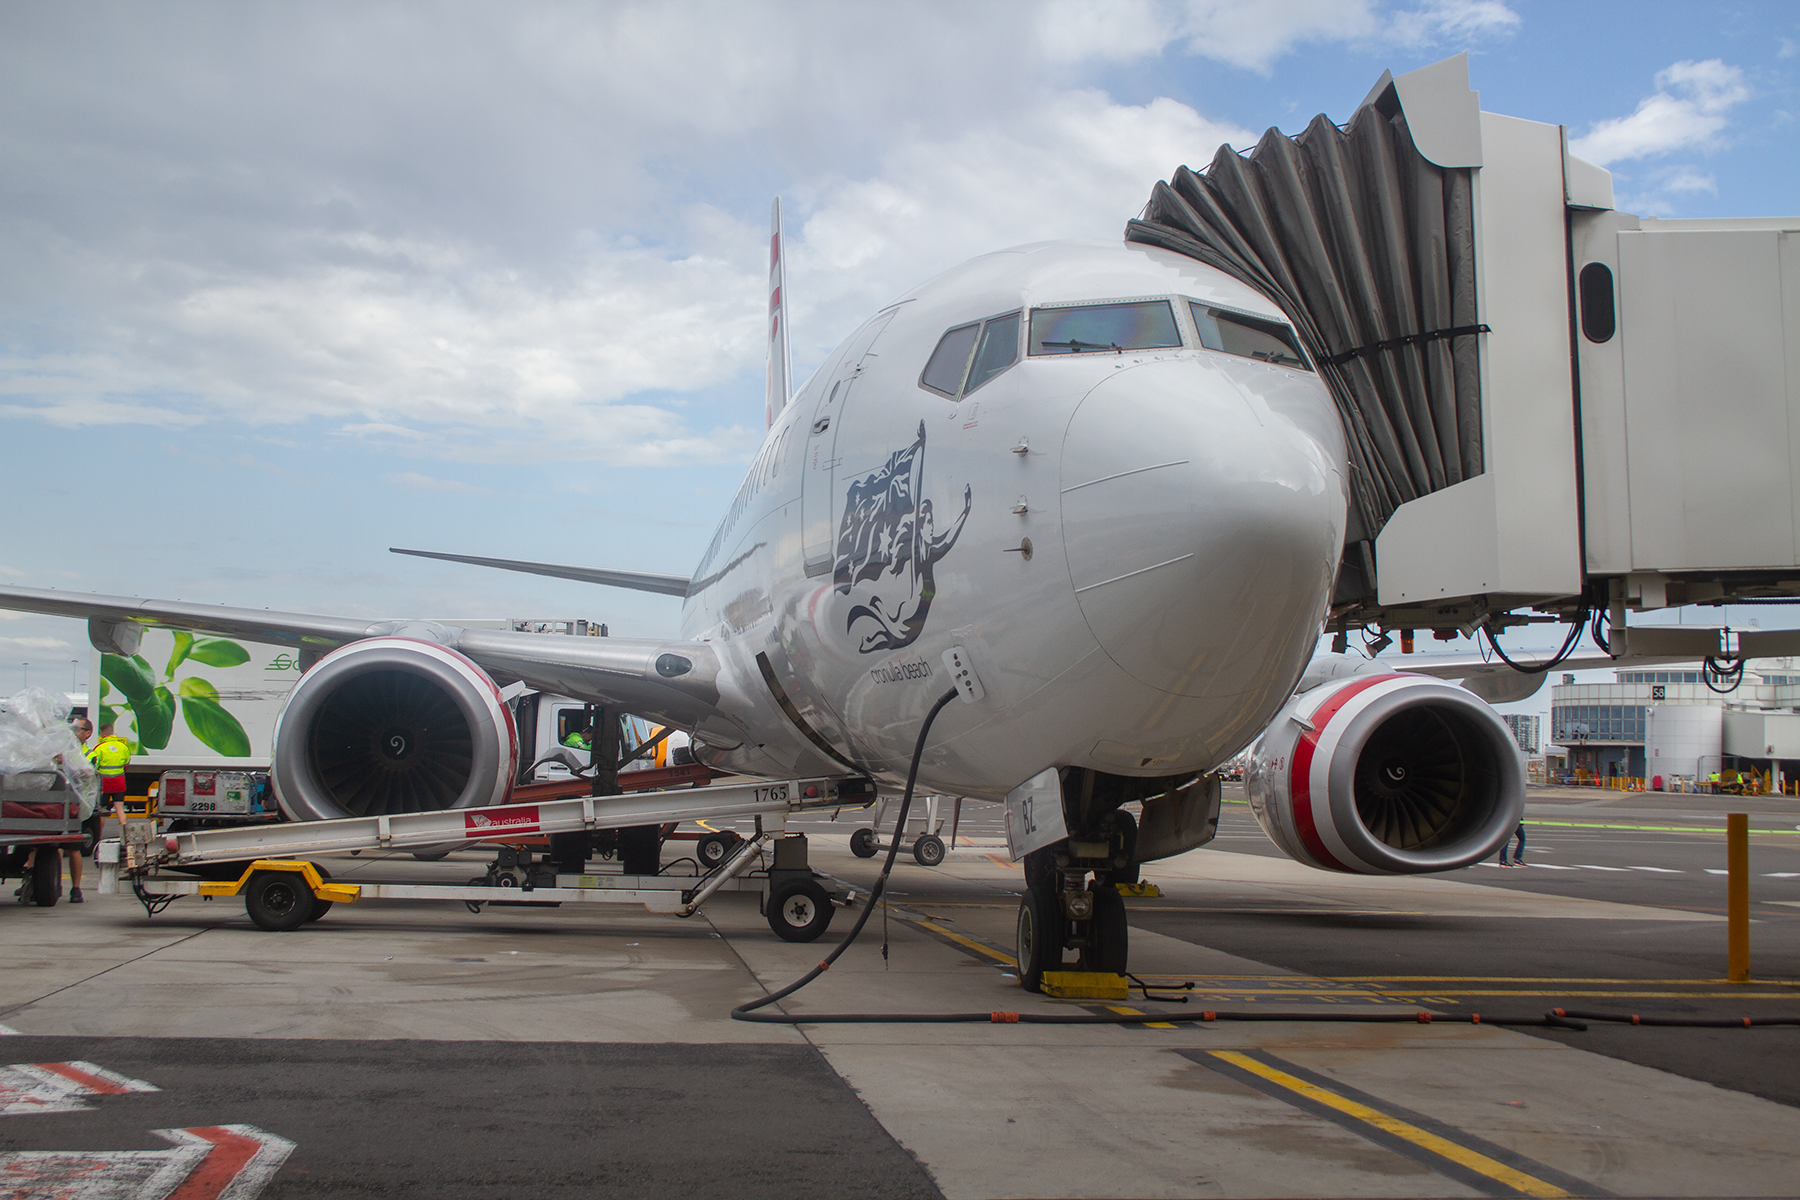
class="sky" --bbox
[3,0,1798,738]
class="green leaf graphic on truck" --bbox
[101,636,253,755]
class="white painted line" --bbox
[0,1123,293,1199]
[1765,872,1800,878]
[1520,863,1578,870]
[1707,869,1730,875]
[1,1062,159,1116]
[155,1124,297,1200]
[1574,864,1631,872]
[1627,866,1683,873]
[0,1025,18,1036]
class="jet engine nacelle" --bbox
[1245,673,1523,874]
[272,638,518,822]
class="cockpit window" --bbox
[1189,302,1311,370]
[1029,300,1181,355]
[964,311,1020,394]
[919,323,981,397]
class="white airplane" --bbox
[1,201,1547,989]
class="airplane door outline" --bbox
[801,310,896,575]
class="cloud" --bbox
[1569,59,1749,165]
[388,472,494,496]
[0,1,1500,471]
[1041,0,1518,73]
[0,636,73,650]
[1779,37,1797,60]
[1389,0,1520,45]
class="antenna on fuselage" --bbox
[765,197,793,429]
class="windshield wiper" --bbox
[1041,339,1123,353]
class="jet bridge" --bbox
[1128,54,1800,659]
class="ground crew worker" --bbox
[87,724,132,870]
[65,716,97,901]
[563,726,591,750]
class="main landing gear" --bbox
[1015,807,1136,993]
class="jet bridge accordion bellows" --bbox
[1126,81,1483,564]
[1244,673,1523,875]
[270,638,518,822]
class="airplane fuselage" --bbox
[681,240,1348,798]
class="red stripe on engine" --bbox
[1289,675,1399,872]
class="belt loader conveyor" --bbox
[95,775,875,942]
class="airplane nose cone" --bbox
[1059,358,1344,700]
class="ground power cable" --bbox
[730,689,1592,1030]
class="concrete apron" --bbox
[3,840,1794,1198]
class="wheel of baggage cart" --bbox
[308,865,333,921]
[766,878,833,942]
[696,831,736,870]
[30,851,61,907]
[912,833,946,867]
[245,870,314,931]
[849,828,878,858]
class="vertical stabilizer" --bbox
[765,198,793,429]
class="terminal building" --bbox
[1549,661,1800,790]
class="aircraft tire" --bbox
[849,828,878,858]
[1083,886,1128,975]
[1015,885,1062,993]
[767,879,833,942]
[913,833,946,867]
[30,851,61,907]
[245,871,314,931]
[1106,808,1139,887]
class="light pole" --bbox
[71,659,78,691]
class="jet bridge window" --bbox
[1029,300,1181,355]
[1189,302,1311,370]
[919,311,1022,398]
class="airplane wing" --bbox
[1375,648,1699,704]
[0,585,730,733]
[388,548,691,597]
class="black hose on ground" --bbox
[1553,1008,1800,1027]
[732,687,961,1024]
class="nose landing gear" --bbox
[1016,809,1136,993]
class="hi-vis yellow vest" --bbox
[87,736,131,777]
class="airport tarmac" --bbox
[2,785,1797,1198]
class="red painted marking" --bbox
[165,1127,261,1200]
[770,231,780,270]
[34,1062,133,1095]
[1289,675,1398,872]
[463,805,540,837]
[769,285,781,313]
